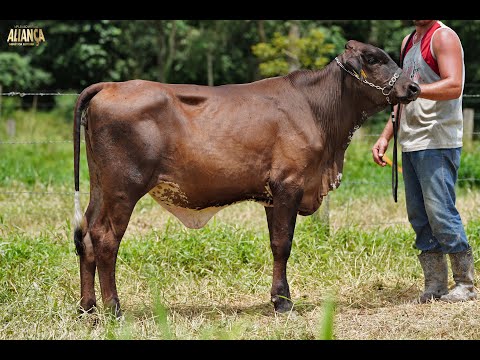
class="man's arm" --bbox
[372,105,397,166]
[417,28,464,100]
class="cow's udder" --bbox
[148,181,224,229]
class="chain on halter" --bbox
[334,57,401,105]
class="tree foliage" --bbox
[0,52,51,90]
[252,25,346,77]
[0,19,479,91]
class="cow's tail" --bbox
[73,82,107,255]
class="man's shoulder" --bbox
[431,24,463,54]
[433,23,461,43]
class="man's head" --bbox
[413,20,436,27]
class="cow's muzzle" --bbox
[396,82,421,104]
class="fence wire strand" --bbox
[1,92,80,97]
[1,92,480,98]
[0,178,478,197]
[0,140,85,145]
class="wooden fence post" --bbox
[463,108,474,146]
[313,194,330,236]
[7,118,16,138]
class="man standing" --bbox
[372,20,477,303]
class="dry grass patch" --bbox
[335,301,480,339]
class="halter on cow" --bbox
[73,40,420,317]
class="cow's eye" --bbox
[366,56,379,65]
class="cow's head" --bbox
[336,40,420,105]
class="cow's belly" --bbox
[148,180,273,229]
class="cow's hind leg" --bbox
[265,180,303,313]
[77,229,97,315]
[88,191,138,318]
[76,183,140,318]
[75,190,99,315]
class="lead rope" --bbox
[392,29,416,202]
[392,104,399,202]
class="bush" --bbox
[459,142,480,189]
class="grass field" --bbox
[1,110,480,340]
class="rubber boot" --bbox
[417,251,449,303]
[440,248,477,302]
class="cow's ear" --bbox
[345,56,363,79]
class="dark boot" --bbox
[440,248,477,302]
[417,251,449,303]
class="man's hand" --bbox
[372,137,389,166]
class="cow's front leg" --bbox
[265,181,303,313]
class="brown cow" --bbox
[73,40,420,317]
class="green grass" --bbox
[2,216,479,339]
[0,110,89,189]
[1,110,480,339]
[0,218,408,339]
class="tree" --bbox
[169,20,264,85]
[0,53,51,91]
[24,20,124,90]
[251,24,346,78]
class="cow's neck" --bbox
[286,61,388,201]
[288,61,386,144]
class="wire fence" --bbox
[2,89,480,142]
[1,91,480,230]
[4,92,480,98]
[1,92,80,96]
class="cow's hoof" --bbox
[78,303,97,316]
[272,295,293,313]
[78,306,99,326]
